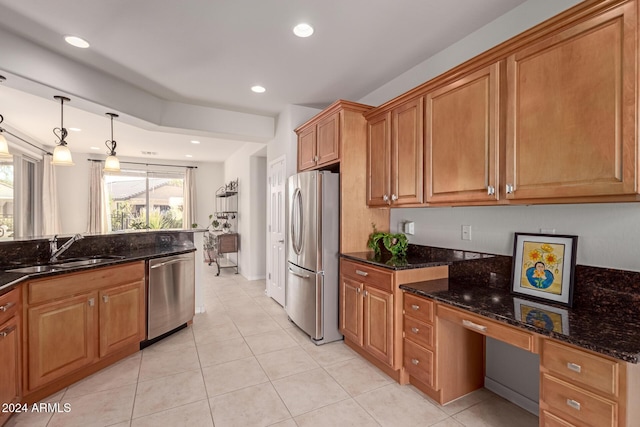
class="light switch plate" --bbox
[461,225,472,240]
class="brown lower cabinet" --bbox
[340,258,447,381]
[403,291,640,427]
[0,288,21,427]
[22,262,146,403]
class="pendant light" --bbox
[0,114,12,158]
[103,113,120,172]
[51,95,74,166]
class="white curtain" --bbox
[42,154,61,235]
[87,161,110,233]
[184,167,197,228]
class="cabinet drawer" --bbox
[541,410,577,427]
[404,338,434,387]
[541,373,616,427]
[403,316,433,349]
[542,340,618,397]
[218,233,238,253]
[403,293,434,323]
[438,304,534,352]
[0,288,19,325]
[341,260,392,292]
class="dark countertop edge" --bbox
[0,247,196,295]
[340,252,453,270]
[400,284,640,364]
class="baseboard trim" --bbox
[484,377,539,416]
[195,305,206,314]
[245,275,266,281]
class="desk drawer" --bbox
[438,304,534,352]
[0,288,19,326]
[542,373,616,427]
[341,259,392,292]
[541,410,577,427]
[542,340,618,397]
[403,293,434,323]
[403,316,434,349]
[404,339,434,387]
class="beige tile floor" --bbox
[7,265,539,427]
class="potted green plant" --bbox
[367,223,408,258]
[208,214,221,231]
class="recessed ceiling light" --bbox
[251,85,266,93]
[90,146,100,150]
[185,154,193,158]
[293,23,314,38]
[69,127,81,132]
[190,140,200,144]
[64,35,90,48]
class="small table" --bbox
[203,231,239,276]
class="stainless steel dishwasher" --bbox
[147,252,195,340]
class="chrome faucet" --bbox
[49,234,84,263]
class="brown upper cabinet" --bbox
[505,1,637,201]
[364,0,640,208]
[366,97,424,207]
[296,106,342,171]
[426,63,501,203]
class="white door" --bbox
[267,156,286,306]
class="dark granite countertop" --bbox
[0,244,196,295]
[341,245,496,270]
[400,278,640,364]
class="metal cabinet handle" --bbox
[462,319,488,332]
[487,186,495,196]
[0,302,14,312]
[88,298,95,307]
[391,194,398,202]
[411,358,420,365]
[150,258,188,269]
[313,155,318,162]
[288,267,310,279]
[566,399,581,411]
[356,287,361,294]
[0,325,16,338]
[506,184,514,194]
[411,327,419,334]
[102,295,109,303]
[355,270,369,277]
[364,290,368,297]
[382,194,389,202]
[411,304,420,311]
[567,362,582,373]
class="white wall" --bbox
[224,143,268,280]
[250,156,267,279]
[55,153,224,235]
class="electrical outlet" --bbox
[461,225,472,241]
[404,221,415,235]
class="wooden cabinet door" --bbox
[427,64,500,203]
[506,2,636,200]
[99,280,145,358]
[363,285,393,367]
[367,111,391,206]
[316,112,340,167]
[297,126,317,171]
[28,293,97,390]
[0,316,20,419]
[340,276,363,345]
[391,97,423,205]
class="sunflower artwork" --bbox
[521,242,564,295]
[511,233,577,307]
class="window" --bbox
[105,170,184,231]
[0,155,39,240]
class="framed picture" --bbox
[511,233,578,307]
[513,297,569,334]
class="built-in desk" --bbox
[401,280,640,427]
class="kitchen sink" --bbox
[6,255,125,274]
[7,265,62,274]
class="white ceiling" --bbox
[0,0,528,162]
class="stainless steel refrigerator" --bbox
[286,170,342,345]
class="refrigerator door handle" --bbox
[288,267,311,279]
[291,188,303,255]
